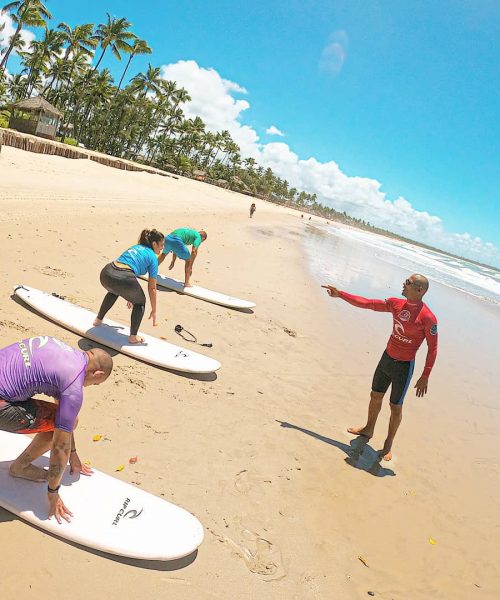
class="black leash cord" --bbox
[174,324,213,348]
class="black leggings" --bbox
[97,263,146,336]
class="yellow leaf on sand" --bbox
[429,537,437,545]
[84,460,91,465]
[115,465,125,472]
[357,556,369,568]
[92,434,102,442]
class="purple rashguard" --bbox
[0,336,88,432]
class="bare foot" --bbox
[93,318,103,326]
[9,462,48,482]
[347,426,373,439]
[128,335,145,344]
[379,447,393,461]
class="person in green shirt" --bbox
[158,228,207,287]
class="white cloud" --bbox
[158,59,500,267]
[319,30,348,76]
[0,10,36,55]
[160,60,259,158]
[266,125,284,137]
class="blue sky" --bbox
[2,1,499,266]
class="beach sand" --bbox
[0,145,498,599]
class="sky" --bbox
[1,0,499,267]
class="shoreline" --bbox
[3,125,498,274]
[0,145,499,599]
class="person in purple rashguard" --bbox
[0,336,113,523]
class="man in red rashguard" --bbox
[323,273,438,461]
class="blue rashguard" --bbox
[116,245,158,279]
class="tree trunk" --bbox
[115,52,134,94]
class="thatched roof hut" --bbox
[9,96,62,140]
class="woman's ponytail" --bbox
[138,228,164,249]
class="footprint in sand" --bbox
[36,266,73,278]
[234,470,272,493]
[234,470,252,493]
[0,320,29,333]
[238,528,285,579]
[211,520,286,581]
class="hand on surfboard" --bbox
[69,451,94,476]
[48,492,73,524]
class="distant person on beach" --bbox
[250,203,256,218]
[301,214,304,219]
[322,274,438,461]
[158,228,207,288]
[0,336,112,523]
[94,229,164,344]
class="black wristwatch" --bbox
[47,484,61,494]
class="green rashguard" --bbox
[171,228,202,248]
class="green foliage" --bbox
[63,137,78,146]
[0,110,10,128]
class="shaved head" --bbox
[411,273,429,293]
[85,348,113,385]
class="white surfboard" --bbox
[146,274,256,310]
[0,431,204,560]
[14,285,220,374]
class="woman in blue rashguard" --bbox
[93,229,165,344]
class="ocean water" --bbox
[303,223,500,307]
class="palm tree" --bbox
[58,22,97,61]
[90,13,134,75]
[7,71,26,100]
[43,54,70,96]
[78,67,114,142]
[23,28,63,97]
[160,79,177,105]
[0,0,51,72]
[130,64,162,98]
[55,48,92,110]
[0,26,26,61]
[116,37,151,92]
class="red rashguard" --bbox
[338,291,438,377]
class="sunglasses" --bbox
[404,279,419,287]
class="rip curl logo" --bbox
[28,335,49,355]
[112,498,144,526]
[398,310,411,322]
[18,342,31,368]
[394,320,405,336]
[123,508,143,520]
[393,320,412,344]
[430,324,438,336]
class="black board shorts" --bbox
[372,351,415,405]
[0,397,56,434]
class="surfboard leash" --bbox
[174,324,213,347]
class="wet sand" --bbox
[0,145,498,599]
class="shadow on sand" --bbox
[76,338,218,382]
[276,420,395,477]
